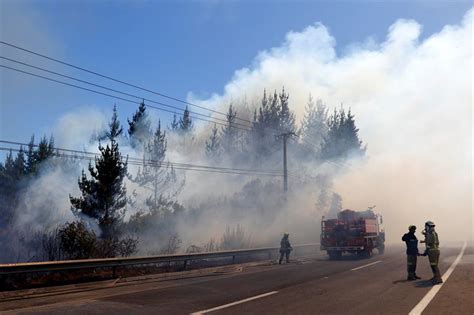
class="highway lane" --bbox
[215,245,469,315]
[1,244,471,315]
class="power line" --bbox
[0,40,256,125]
[0,67,339,177]
[0,140,286,176]
[0,146,287,177]
[0,64,257,133]
[1,60,315,150]
[0,56,257,132]
[0,41,299,137]
[0,41,333,165]
[0,140,284,174]
[0,61,305,142]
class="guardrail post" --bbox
[268,251,272,260]
[112,266,117,278]
[183,260,188,270]
[232,255,236,264]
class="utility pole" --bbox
[283,134,288,193]
[278,132,295,194]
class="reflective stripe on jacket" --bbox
[425,231,439,251]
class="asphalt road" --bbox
[1,243,472,315]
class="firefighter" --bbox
[279,233,293,264]
[402,225,421,280]
[421,221,443,284]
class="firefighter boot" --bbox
[432,277,443,285]
[431,266,443,284]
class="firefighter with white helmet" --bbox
[421,221,443,284]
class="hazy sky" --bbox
[0,0,471,145]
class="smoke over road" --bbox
[2,8,472,263]
[190,8,473,243]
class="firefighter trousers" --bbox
[279,250,290,264]
[407,255,417,278]
[428,249,441,280]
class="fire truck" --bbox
[320,207,385,260]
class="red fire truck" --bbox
[320,207,385,259]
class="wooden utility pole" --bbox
[283,134,288,193]
[278,132,295,194]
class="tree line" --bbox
[0,88,365,262]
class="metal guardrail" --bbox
[0,243,319,277]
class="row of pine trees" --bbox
[0,88,365,262]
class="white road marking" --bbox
[408,241,467,315]
[190,291,278,314]
[350,260,382,271]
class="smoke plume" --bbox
[3,8,472,263]
[190,8,473,243]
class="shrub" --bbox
[220,225,251,250]
[58,221,138,259]
[58,221,97,259]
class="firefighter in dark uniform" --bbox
[402,225,421,280]
[279,233,293,264]
[421,221,443,284]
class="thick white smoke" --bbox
[190,9,473,243]
[6,9,472,262]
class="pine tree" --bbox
[299,96,328,158]
[70,107,128,239]
[105,105,123,142]
[0,150,16,228]
[251,88,296,158]
[321,107,365,160]
[128,101,152,148]
[0,148,26,228]
[36,136,55,164]
[13,146,26,179]
[25,135,55,174]
[206,124,220,159]
[132,120,178,214]
[148,121,167,164]
[268,90,281,131]
[179,106,193,133]
[341,109,365,156]
[26,135,36,174]
[170,113,179,130]
[221,104,239,155]
[321,108,342,160]
[252,90,275,156]
[278,87,295,133]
